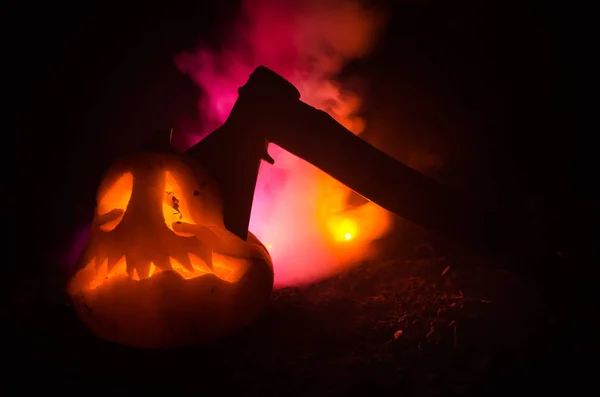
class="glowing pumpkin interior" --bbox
[69,154,269,295]
[67,153,274,349]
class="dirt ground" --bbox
[8,235,586,396]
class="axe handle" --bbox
[187,66,516,253]
[269,101,490,249]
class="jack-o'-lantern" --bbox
[67,150,274,349]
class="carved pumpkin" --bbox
[67,151,274,348]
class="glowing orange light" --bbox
[327,217,358,242]
[148,262,158,277]
[97,172,133,231]
[82,256,129,289]
[172,0,395,288]
[163,171,196,236]
[73,252,252,291]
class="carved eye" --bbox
[96,172,133,231]
[67,152,274,350]
[162,171,197,236]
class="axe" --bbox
[177,67,531,251]
[144,66,547,289]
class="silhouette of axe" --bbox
[146,66,538,261]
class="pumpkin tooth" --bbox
[96,259,108,279]
[187,244,214,271]
[107,257,128,279]
[76,242,96,272]
[131,268,140,281]
[172,252,193,272]
[135,260,151,279]
[125,254,137,278]
[152,256,170,272]
[188,253,213,273]
[107,255,122,273]
[94,245,108,270]
[106,246,123,273]
[148,262,158,277]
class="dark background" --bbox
[13,1,588,269]
[10,0,595,394]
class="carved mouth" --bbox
[70,252,250,292]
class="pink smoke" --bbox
[175,0,392,288]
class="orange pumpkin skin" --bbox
[67,152,274,349]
